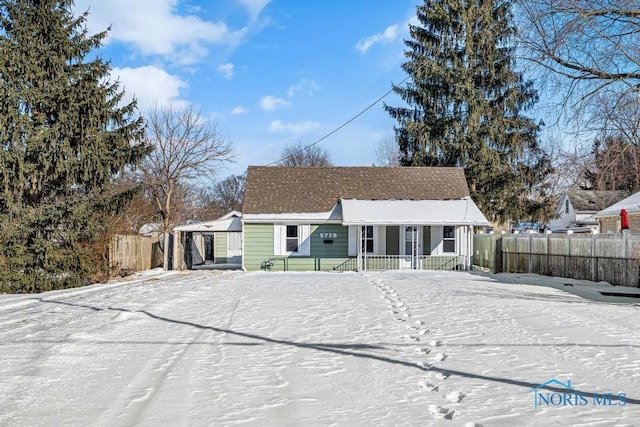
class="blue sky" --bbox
[72,0,422,178]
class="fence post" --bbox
[494,237,503,273]
[528,234,533,273]
[565,233,570,278]
[623,232,628,287]
[546,233,550,276]
[591,234,596,283]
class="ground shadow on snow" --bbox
[23,297,640,406]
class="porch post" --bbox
[468,225,473,270]
[413,225,419,269]
[357,225,363,272]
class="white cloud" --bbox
[269,120,320,134]
[112,66,187,112]
[237,0,271,21]
[287,79,319,98]
[74,0,247,64]
[260,95,291,111]
[356,24,399,53]
[231,106,249,115]
[217,62,235,78]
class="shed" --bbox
[173,211,242,270]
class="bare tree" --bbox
[277,141,332,166]
[374,137,400,167]
[214,173,245,212]
[517,0,640,117]
[591,92,640,146]
[544,141,594,195]
[138,104,235,268]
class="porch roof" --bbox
[340,198,490,226]
[173,212,242,232]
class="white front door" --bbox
[400,226,421,269]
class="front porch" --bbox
[347,223,474,271]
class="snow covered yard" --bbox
[0,270,639,426]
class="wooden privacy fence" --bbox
[109,235,163,273]
[474,233,640,288]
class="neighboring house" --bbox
[242,166,489,272]
[547,190,628,232]
[594,191,640,233]
[173,211,242,269]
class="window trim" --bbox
[443,225,456,253]
[362,225,374,254]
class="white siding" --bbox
[273,224,284,255]
[299,224,311,256]
[348,226,357,256]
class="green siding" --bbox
[214,232,227,263]
[243,223,274,271]
[386,226,399,255]
[310,224,348,257]
[244,223,351,272]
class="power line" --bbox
[264,76,410,166]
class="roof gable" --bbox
[243,166,471,214]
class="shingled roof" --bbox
[566,190,629,212]
[243,166,471,214]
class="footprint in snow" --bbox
[432,352,447,362]
[429,340,443,347]
[418,379,439,392]
[415,347,431,355]
[429,405,455,420]
[437,371,451,380]
[446,391,466,403]
[419,361,434,369]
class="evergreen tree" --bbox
[0,0,150,292]
[385,0,553,223]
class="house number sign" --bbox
[319,232,338,238]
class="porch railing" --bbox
[333,255,467,272]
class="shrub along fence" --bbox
[474,233,640,288]
[109,235,163,273]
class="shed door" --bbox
[227,233,242,264]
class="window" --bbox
[348,225,378,256]
[274,224,310,256]
[443,226,455,253]
[286,225,299,252]
[565,199,569,214]
[362,226,374,253]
